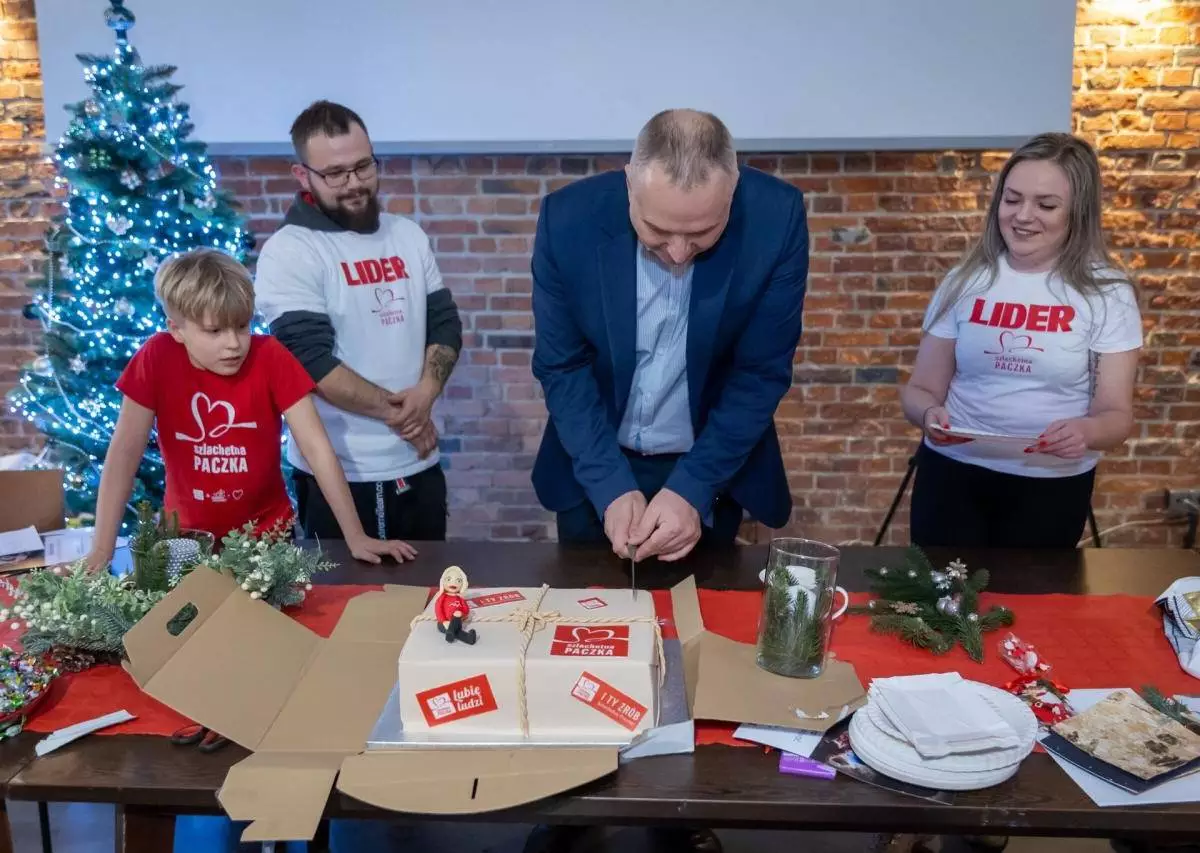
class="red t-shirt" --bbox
[116,333,317,543]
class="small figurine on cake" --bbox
[433,565,477,645]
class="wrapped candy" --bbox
[999,633,1051,676]
[998,633,1073,726]
[0,647,58,736]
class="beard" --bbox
[313,187,381,234]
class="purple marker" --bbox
[778,751,837,780]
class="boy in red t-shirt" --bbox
[85,248,418,570]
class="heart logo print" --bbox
[232,489,244,500]
[174,393,258,443]
[570,627,616,643]
[985,330,1045,355]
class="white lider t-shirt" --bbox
[923,255,1142,478]
[254,214,444,482]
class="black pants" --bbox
[293,464,448,542]
[437,614,477,644]
[909,443,1096,549]
[556,448,744,547]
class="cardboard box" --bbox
[0,469,65,573]
[124,567,866,842]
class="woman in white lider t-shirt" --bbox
[900,133,1142,549]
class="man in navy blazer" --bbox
[531,109,809,564]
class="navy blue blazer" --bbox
[530,165,809,530]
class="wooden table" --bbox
[5,542,1200,852]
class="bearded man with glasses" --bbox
[253,100,462,549]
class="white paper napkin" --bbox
[871,673,1021,758]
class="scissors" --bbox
[627,543,638,601]
[170,723,229,753]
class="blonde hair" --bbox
[926,132,1134,330]
[430,565,469,613]
[154,248,256,328]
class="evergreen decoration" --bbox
[1140,685,1200,737]
[756,564,833,677]
[4,505,333,661]
[4,0,257,530]
[848,546,1014,663]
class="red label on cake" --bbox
[550,625,630,657]
[570,671,647,731]
[577,596,608,610]
[416,674,499,726]
[468,590,525,608]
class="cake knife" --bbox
[627,543,638,600]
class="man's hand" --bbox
[629,488,701,562]
[410,419,440,458]
[347,535,419,565]
[603,490,647,558]
[387,379,438,440]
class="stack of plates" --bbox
[848,681,1038,790]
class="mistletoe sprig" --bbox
[848,546,1014,662]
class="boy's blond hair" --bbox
[154,248,256,328]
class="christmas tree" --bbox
[6,1,255,529]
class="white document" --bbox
[35,710,135,757]
[1041,689,1200,807]
[733,724,822,757]
[0,526,43,559]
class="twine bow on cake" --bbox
[410,584,665,737]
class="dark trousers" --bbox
[556,448,744,547]
[293,463,448,542]
[909,443,1096,549]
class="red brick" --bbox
[417,177,479,195]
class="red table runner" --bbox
[7,583,1197,746]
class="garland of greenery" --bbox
[848,546,1014,663]
[3,503,333,661]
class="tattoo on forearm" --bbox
[425,344,459,388]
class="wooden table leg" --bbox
[115,805,174,853]
[0,797,13,853]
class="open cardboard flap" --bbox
[123,570,622,842]
[669,575,867,732]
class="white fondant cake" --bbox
[397,586,661,741]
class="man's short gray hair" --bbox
[630,109,738,190]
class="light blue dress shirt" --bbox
[617,244,694,454]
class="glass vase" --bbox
[755,538,848,678]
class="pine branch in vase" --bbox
[756,566,829,677]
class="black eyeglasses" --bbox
[302,156,379,188]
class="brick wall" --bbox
[0,0,49,449]
[2,0,1198,546]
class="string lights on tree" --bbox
[6,1,256,529]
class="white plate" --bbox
[931,426,1040,445]
[849,711,1023,791]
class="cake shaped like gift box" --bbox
[397,567,663,742]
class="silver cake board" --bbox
[366,637,694,759]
